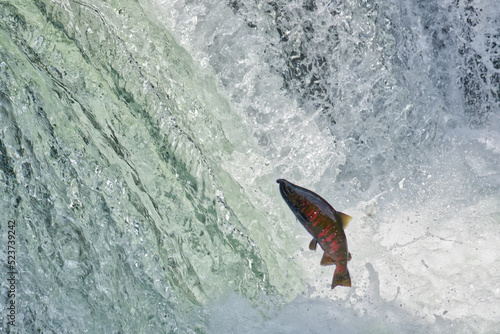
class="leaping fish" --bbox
[277,179,352,289]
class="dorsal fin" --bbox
[337,211,352,229]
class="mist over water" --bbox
[0,0,499,333]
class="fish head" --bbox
[277,179,336,229]
[277,179,308,213]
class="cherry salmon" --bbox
[277,179,352,289]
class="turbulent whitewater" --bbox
[0,0,499,333]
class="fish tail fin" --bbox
[331,265,351,289]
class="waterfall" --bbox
[1,0,499,332]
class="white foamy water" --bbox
[0,0,498,333]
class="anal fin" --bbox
[320,252,336,266]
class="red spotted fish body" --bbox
[277,179,352,289]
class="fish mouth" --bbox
[277,179,292,199]
[276,178,289,186]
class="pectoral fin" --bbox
[309,238,318,251]
[320,252,336,266]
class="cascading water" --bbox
[1,0,499,333]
